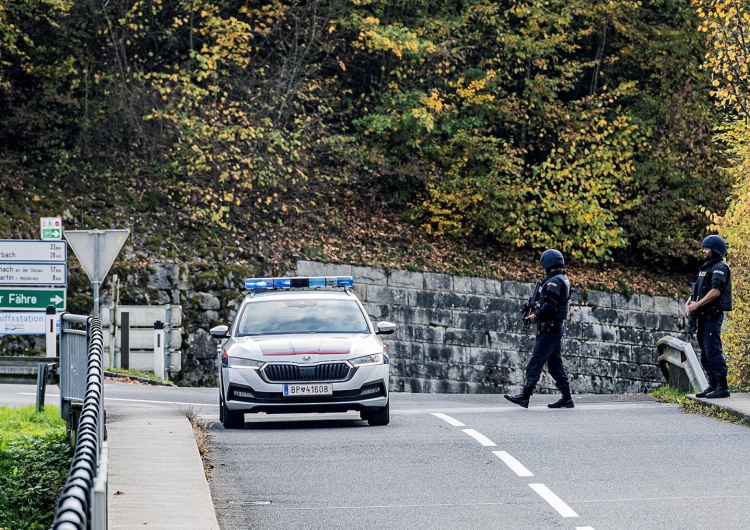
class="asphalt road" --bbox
[204,393,750,530]
[3,384,749,529]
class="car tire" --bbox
[366,400,389,426]
[220,393,244,429]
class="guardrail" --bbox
[656,336,709,394]
[50,313,108,530]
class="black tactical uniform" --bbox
[690,235,732,399]
[505,249,574,409]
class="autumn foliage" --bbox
[0,0,731,269]
[694,0,750,387]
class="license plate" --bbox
[283,383,332,396]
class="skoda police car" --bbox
[211,276,396,429]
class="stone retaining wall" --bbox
[297,261,683,395]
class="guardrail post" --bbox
[154,320,165,380]
[46,305,57,358]
[36,362,48,412]
[121,311,130,370]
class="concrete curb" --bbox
[688,393,750,425]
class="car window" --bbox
[237,298,370,335]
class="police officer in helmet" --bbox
[685,235,732,399]
[505,249,574,409]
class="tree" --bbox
[693,0,750,387]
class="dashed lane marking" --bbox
[529,483,579,518]
[492,450,534,477]
[462,428,496,447]
[431,412,465,426]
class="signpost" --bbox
[0,287,66,311]
[0,263,66,285]
[65,229,129,318]
[0,310,60,335]
[40,217,63,240]
[0,240,67,262]
[0,226,67,355]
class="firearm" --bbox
[521,281,542,329]
[686,282,698,340]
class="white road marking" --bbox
[462,428,496,447]
[431,412,465,426]
[529,483,579,518]
[492,450,534,477]
[19,392,219,408]
[576,527,596,530]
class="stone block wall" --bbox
[297,260,684,395]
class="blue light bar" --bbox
[244,276,354,290]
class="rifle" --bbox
[686,282,698,340]
[521,281,542,329]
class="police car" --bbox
[211,276,396,429]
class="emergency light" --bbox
[244,276,355,290]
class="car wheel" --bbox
[366,400,389,426]
[220,393,244,429]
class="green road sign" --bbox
[42,228,61,239]
[0,287,66,310]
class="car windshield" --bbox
[236,298,370,335]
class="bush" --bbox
[0,406,72,530]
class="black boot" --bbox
[548,393,574,409]
[504,387,533,408]
[706,377,730,399]
[695,386,716,398]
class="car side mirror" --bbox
[210,325,229,339]
[376,321,397,335]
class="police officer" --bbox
[685,235,732,399]
[505,249,573,409]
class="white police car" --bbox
[211,276,396,429]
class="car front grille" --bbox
[262,362,352,383]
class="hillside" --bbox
[0,175,690,302]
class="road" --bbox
[2,383,749,529]
[205,393,750,530]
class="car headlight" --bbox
[228,357,264,369]
[349,353,384,366]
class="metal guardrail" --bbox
[51,313,108,530]
[656,336,710,394]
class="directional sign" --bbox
[0,240,67,263]
[41,217,63,240]
[0,311,60,335]
[0,287,66,310]
[0,263,67,285]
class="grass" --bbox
[184,408,211,475]
[0,405,72,529]
[651,385,748,426]
[106,366,175,385]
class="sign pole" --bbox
[93,231,100,319]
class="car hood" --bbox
[232,334,381,361]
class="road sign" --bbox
[0,263,67,285]
[0,311,60,335]
[41,217,63,240]
[0,287,66,310]
[64,229,129,283]
[0,240,67,263]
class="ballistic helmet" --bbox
[540,249,564,269]
[702,235,727,256]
